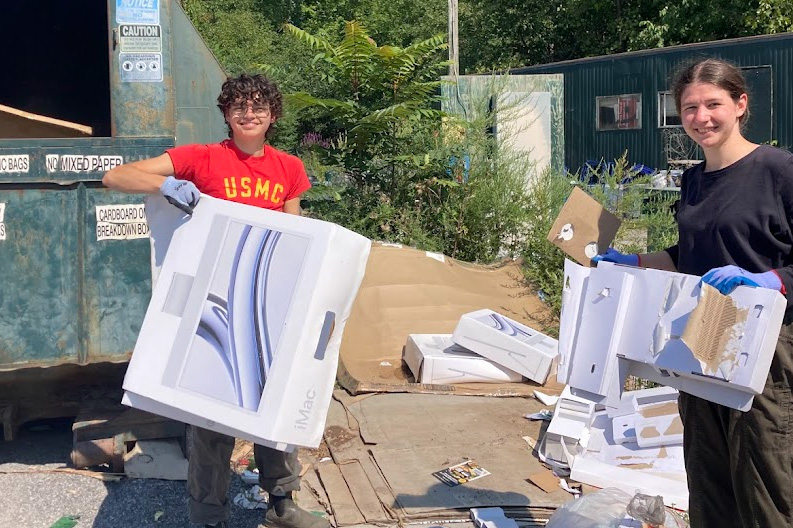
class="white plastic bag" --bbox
[546,488,633,528]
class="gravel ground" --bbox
[0,418,268,528]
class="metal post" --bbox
[448,0,459,77]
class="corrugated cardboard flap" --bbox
[337,243,560,396]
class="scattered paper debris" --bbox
[380,361,392,367]
[233,485,268,510]
[433,459,491,487]
[319,457,332,463]
[559,478,582,496]
[154,511,164,522]
[524,410,553,421]
[527,469,560,494]
[533,390,559,407]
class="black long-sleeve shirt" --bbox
[665,144,793,313]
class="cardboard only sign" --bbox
[122,196,371,450]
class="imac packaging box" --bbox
[123,196,371,450]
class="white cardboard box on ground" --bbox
[451,309,558,384]
[122,196,371,449]
[559,259,787,411]
[402,334,523,384]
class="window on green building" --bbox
[596,94,642,131]
[658,91,682,128]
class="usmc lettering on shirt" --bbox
[223,176,285,204]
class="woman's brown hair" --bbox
[671,58,750,126]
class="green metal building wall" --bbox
[511,33,793,172]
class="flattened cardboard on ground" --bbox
[372,443,569,516]
[333,392,573,517]
[404,334,524,384]
[337,243,559,397]
[547,187,621,266]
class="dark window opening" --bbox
[0,1,111,138]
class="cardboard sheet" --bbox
[546,187,621,266]
[0,103,93,138]
[372,444,568,515]
[337,243,557,396]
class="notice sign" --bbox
[116,0,159,25]
[0,203,5,241]
[120,52,162,82]
[119,24,161,52]
[96,204,149,241]
[0,155,29,173]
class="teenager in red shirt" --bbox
[104,74,327,528]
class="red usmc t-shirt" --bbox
[166,140,311,211]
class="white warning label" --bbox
[120,52,162,82]
[96,204,149,241]
[46,154,124,173]
[0,155,29,173]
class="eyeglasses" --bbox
[229,103,271,117]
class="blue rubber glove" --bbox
[160,176,199,215]
[701,265,782,295]
[592,248,639,267]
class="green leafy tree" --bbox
[283,22,448,171]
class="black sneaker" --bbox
[262,498,330,528]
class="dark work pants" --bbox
[187,426,302,525]
[680,323,793,528]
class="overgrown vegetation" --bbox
[278,23,539,263]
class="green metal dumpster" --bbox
[0,0,227,434]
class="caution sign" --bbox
[0,155,29,173]
[0,203,5,241]
[119,24,161,52]
[116,0,160,25]
[120,52,162,82]
[96,204,150,241]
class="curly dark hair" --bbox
[217,73,283,138]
